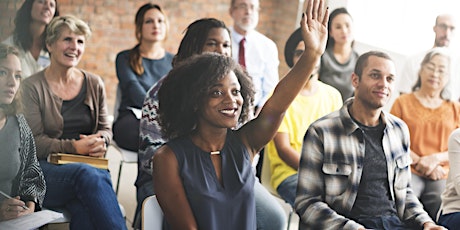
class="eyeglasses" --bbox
[423,64,448,76]
[436,23,455,32]
[233,3,260,12]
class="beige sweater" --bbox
[21,69,112,160]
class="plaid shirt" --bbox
[296,99,433,230]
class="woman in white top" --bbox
[2,0,59,78]
[438,128,460,228]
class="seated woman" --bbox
[21,15,126,229]
[391,47,460,220]
[438,128,460,229]
[112,3,173,151]
[152,0,328,228]
[2,0,59,78]
[138,18,286,229]
[0,44,45,221]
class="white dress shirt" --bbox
[231,27,280,108]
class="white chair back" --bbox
[142,195,163,230]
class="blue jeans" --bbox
[254,179,287,230]
[276,174,298,207]
[438,212,460,230]
[39,160,127,230]
[133,179,286,230]
[357,215,410,230]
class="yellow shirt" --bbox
[266,82,342,190]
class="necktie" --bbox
[238,38,246,68]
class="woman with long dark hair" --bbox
[2,0,59,78]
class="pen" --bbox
[0,190,30,210]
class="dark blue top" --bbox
[166,130,256,230]
[115,49,173,119]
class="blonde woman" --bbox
[21,15,126,229]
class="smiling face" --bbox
[202,28,232,57]
[198,71,243,129]
[352,55,396,110]
[47,27,85,68]
[140,8,167,43]
[31,0,56,25]
[0,54,22,106]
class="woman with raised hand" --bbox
[0,44,45,221]
[21,15,126,229]
[112,3,173,152]
[138,17,288,230]
[152,0,329,228]
[2,0,59,78]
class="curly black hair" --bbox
[158,53,254,139]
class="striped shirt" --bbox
[295,99,433,230]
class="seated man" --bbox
[296,51,445,230]
[265,28,342,207]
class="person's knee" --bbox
[74,164,113,188]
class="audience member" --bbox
[296,51,445,229]
[228,0,280,187]
[21,15,126,229]
[398,14,459,101]
[2,0,59,78]
[319,7,358,102]
[112,3,173,152]
[138,17,286,230]
[438,128,460,229]
[265,27,342,207]
[391,47,460,220]
[152,1,328,228]
[229,0,279,111]
[0,44,45,221]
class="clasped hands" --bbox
[412,154,447,180]
[73,134,107,157]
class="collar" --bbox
[340,98,393,135]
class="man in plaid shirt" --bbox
[296,51,445,230]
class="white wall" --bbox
[347,0,460,56]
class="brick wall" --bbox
[0,0,300,112]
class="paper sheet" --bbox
[0,210,64,230]
[128,107,142,119]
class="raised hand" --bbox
[300,0,329,57]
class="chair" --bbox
[110,141,138,195]
[111,84,139,195]
[260,152,294,230]
[142,195,164,230]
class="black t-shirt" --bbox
[60,77,93,140]
[349,117,398,219]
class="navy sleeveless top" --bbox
[166,130,256,230]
